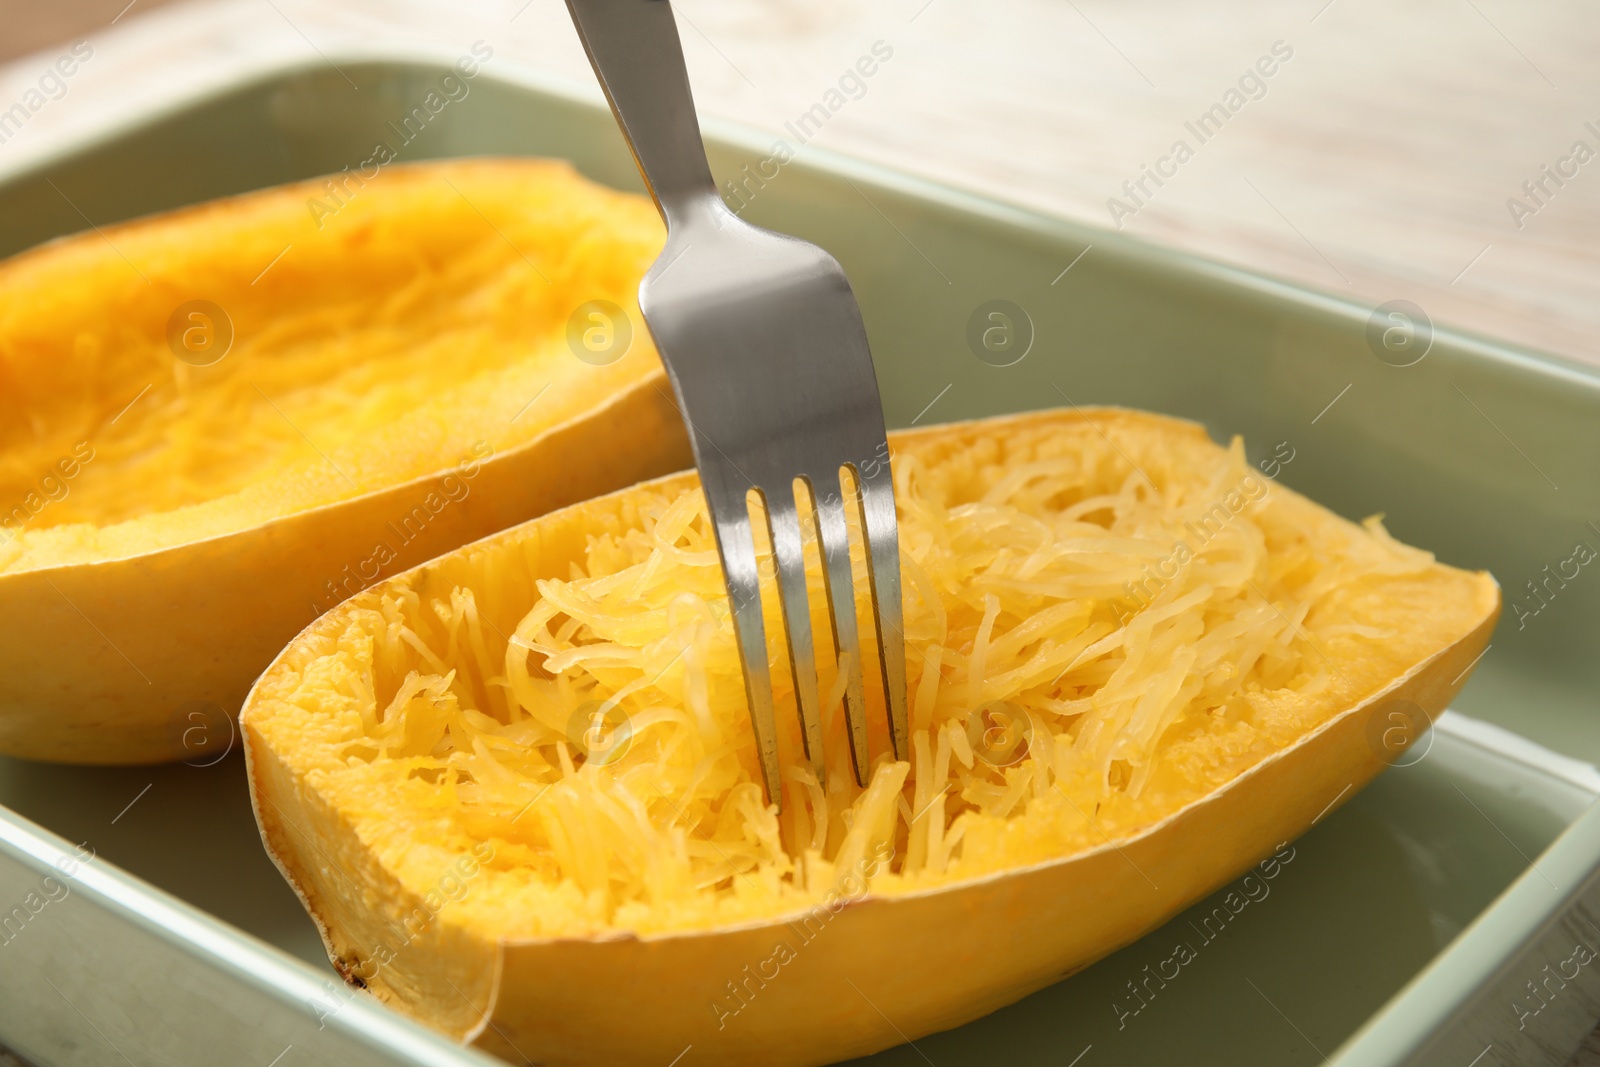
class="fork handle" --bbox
[565,0,718,223]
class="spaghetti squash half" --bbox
[243,407,1497,1066]
[0,158,686,762]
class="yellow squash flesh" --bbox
[243,407,1498,1067]
[0,158,687,762]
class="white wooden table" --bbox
[0,1,1597,1064]
[1,0,1596,366]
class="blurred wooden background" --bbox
[0,0,1596,368]
[0,1,1597,1065]
[0,0,182,61]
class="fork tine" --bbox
[853,463,910,763]
[708,504,783,808]
[812,476,871,786]
[762,484,827,785]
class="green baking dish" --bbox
[2,49,1599,1067]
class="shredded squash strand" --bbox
[302,420,1443,939]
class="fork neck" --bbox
[566,0,720,232]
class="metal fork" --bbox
[565,0,909,808]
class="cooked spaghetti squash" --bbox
[0,158,687,762]
[244,407,1498,1067]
